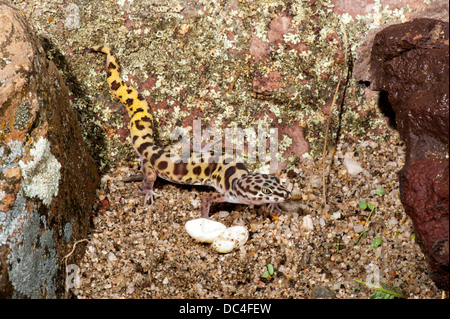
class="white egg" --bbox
[185,218,227,243]
[212,226,249,253]
[211,238,236,254]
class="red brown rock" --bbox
[355,17,449,289]
[0,2,99,298]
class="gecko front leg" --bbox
[139,158,159,205]
[201,192,227,219]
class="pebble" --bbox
[190,197,200,209]
[331,212,341,220]
[290,188,303,200]
[279,200,302,212]
[302,215,314,231]
[343,158,364,175]
[311,285,336,299]
[107,252,117,262]
[218,210,229,218]
[319,218,326,227]
[387,217,398,229]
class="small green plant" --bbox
[375,188,387,196]
[261,264,274,280]
[358,200,377,218]
[353,200,378,247]
[358,199,368,210]
[369,237,382,250]
[353,279,407,299]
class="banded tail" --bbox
[91,45,155,153]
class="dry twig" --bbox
[322,19,348,206]
[63,238,89,272]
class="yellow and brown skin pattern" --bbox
[91,45,290,218]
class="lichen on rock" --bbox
[19,137,61,207]
[5,193,59,298]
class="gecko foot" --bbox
[260,203,287,220]
[267,203,284,213]
[139,185,159,205]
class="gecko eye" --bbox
[261,187,273,195]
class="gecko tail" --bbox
[90,44,156,154]
[90,45,110,54]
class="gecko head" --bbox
[233,173,291,205]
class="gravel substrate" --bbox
[75,132,442,299]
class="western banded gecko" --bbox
[91,45,290,218]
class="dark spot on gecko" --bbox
[157,161,168,170]
[126,98,134,107]
[273,191,283,198]
[137,142,153,155]
[209,162,218,173]
[132,108,144,117]
[127,89,133,94]
[193,166,201,175]
[110,80,121,91]
[133,120,145,130]
[224,166,236,190]
[108,62,117,70]
[142,133,153,140]
[137,93,145,101]
[224,166,236,180]
[235,162,249,173]
[150,152,162,165]
[173,162,189,176]
[140,115,152,123]
[204,162,217,177]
